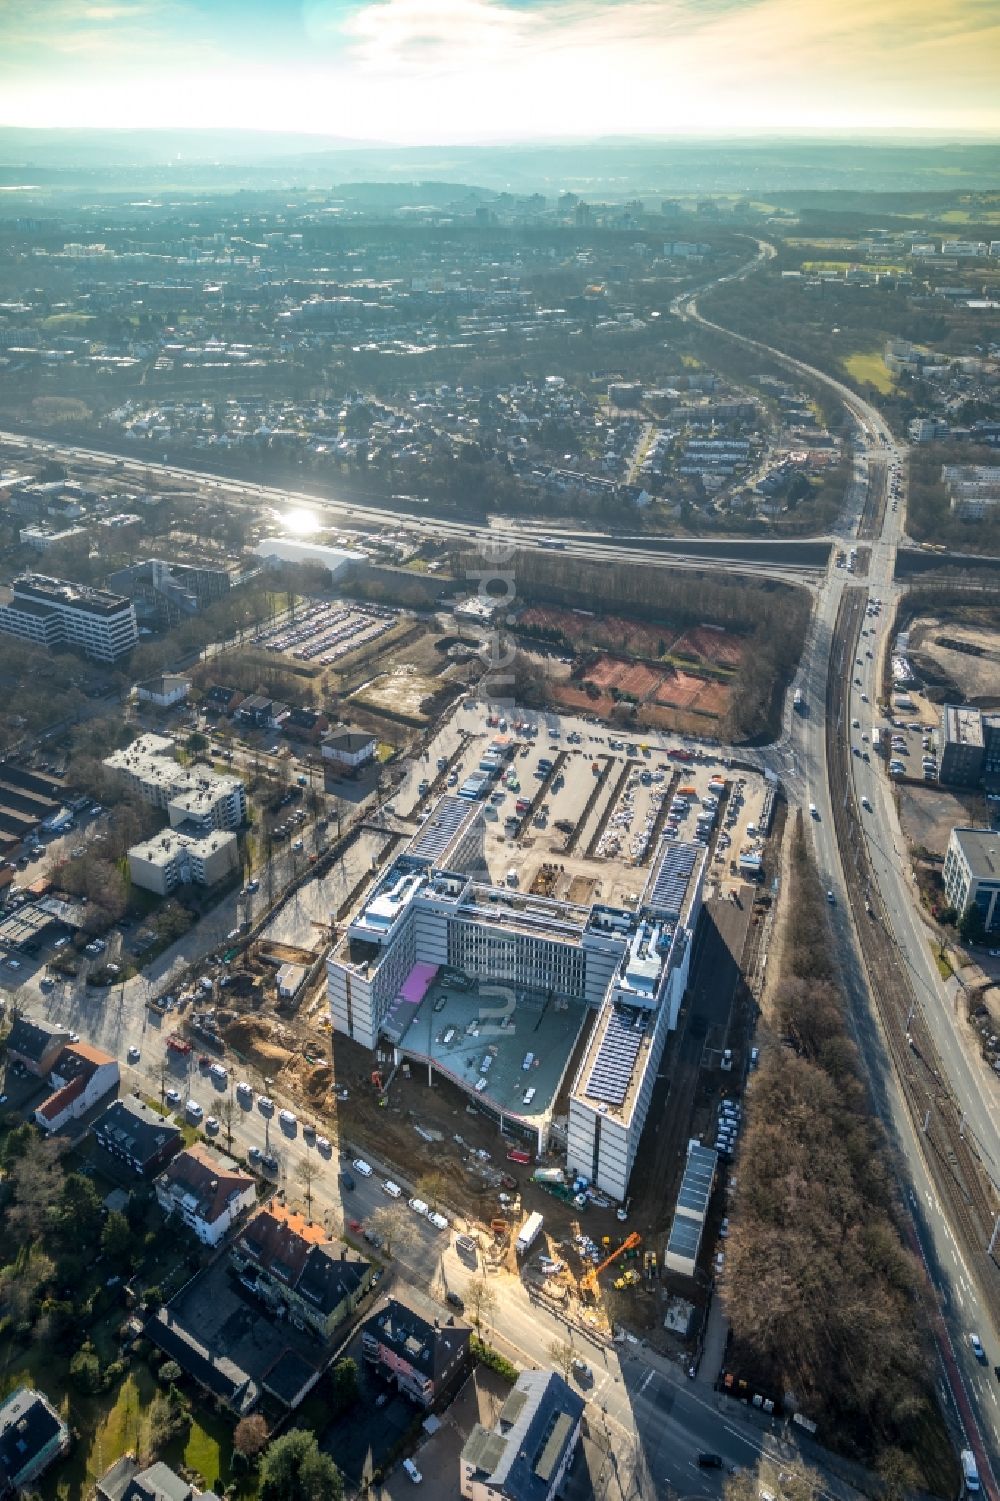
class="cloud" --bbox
[0,0,997,135]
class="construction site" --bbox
[163,698,784,1351]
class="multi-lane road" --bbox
[3,246,999,1483]
[674,262,1000,1482]
[0,426,827,584]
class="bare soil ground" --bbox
[897,781,992,859]
[907,613,1000,704]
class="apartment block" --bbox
[0,573,137,662]
[127,827,238,896]
[461,1369,584,1501]
[105,733,247,830]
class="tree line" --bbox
[722,815,950,1485]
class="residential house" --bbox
[282,707,330,744]
[460,1369,584,1501]
[320,727,376,770]
[361,1298,471,1408]
[4,1014,71,1077]
[0,1387,70,1498]
[231,1202,373,1339]
[92,1096,181,1177]
[34,1042,119,1134]
[155,1143,257,1246]
[96,1455,221,1501]
[135,673,192,708]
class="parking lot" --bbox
[396,704,772,903]
[387,973,591,1137]
[252,602,397,665]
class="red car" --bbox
[348,1219,363,1233]
[198,1054,212,1068]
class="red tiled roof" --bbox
[159,1142,255,1225]
[37,1074,86,1121]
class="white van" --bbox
[962,1450,980,1492]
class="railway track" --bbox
[826,587,1000,1322]
[856,454,888,543]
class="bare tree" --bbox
[547,1338,576,1381]
[465,1276,497,1332]
[368,1203,416,1258]
[219,1095,237,1154]
[156,1058,171,1109]
[296,1156,321,1220]
[415,1169,448,1212]
[233,1413,269,1463]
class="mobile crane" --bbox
[580,1231,642,1301]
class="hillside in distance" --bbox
[1,129,999,198]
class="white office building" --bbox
[328,794,705,1199]
[104,733,247,831]
[0,574,137,662]
[943,827,1000,934]
[566,840,705,1199]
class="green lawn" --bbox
[843,350,896,395]
[40,313,96,331]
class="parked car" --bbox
[352,1158,372,1177]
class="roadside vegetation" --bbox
[906,441,1000,555]
[722,814,954,1491]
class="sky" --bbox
[0,0,999,143]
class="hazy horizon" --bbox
[1,0,999,144]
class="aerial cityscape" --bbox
[0,4,998,1501]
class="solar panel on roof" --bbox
[585,1007,644,1105]
[407,796,475,863]
[646,839,699,917]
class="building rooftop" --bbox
[157,1143,255,1227]
[13,573,133,618]
[404,794,482,867]
[462,1369,584,1501]
[0,1387,67,1492]
[951,827,1000,881]
[944,704,984,749]
[383,971,589,1124]
[94,1096,181,1163]
[6,1014,68,1063]
[362,1297,471,1384]
[130,828,236,868]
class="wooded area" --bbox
[505,551,809,742]
[722,815,952,1489]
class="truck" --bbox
[532,1167,565,1185]
[166,1035,192,1055]
[793,689,805,713]
[515,1210,545,1256]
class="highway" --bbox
[674,250,1000,1482]
[3,248,999,1485]
[0,426,826,584]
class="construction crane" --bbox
[580,1231,642,1301]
